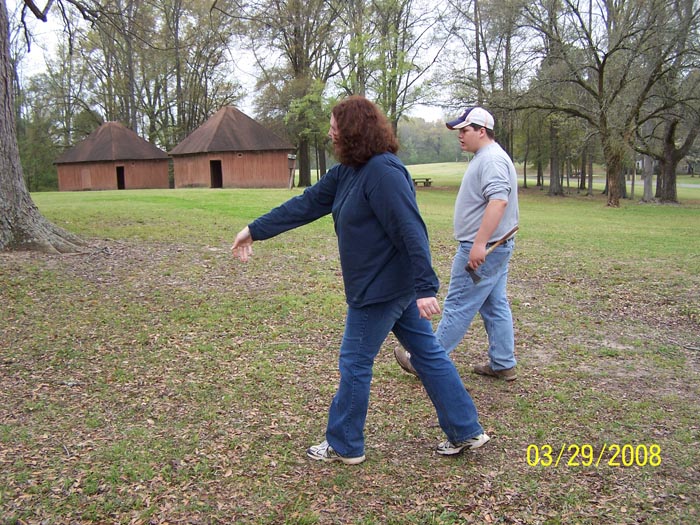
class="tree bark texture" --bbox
[654,119,689,203]
[601,135,623,207]
[641,155,654,202]
[656,163,679,203]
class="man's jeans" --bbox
[436,240,516,371]
[325,293,484,458]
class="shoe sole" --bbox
[473,367,517,381]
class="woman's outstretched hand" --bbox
[231,226,254,262]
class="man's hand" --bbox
[417,297,441,320]
[231,226,254,262]
[470,198,507,269]
[467,242,487,270]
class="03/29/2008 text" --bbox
[526,443,661,468]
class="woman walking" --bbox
[231,96,489,464]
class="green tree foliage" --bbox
[16,0,243,153]
[397,117,463,165]
[341,0,448,133]
[367,0,448,132]
[17,113,58,191]
[224,0,343,186]
[440,0,531,156]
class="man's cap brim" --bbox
[445,118,468,130]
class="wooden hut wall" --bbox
[225,151,289,188]
[173,151,290,189]
[123,160,169,189]
[58,160,169,191]
[172,155,210,188]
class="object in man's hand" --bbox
[466,226,519,284]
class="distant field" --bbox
[407,162,700,199]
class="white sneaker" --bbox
[436,433,490,455]
[306,440,366,465]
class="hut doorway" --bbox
[210,160,223,188]
[116,166,125,189]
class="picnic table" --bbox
[412,177,432,187]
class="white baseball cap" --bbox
[446,107,495,130]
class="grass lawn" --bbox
[1,168,699,524]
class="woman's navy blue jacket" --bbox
[248,152,439,308]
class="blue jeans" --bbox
[436,240,516,370]
[326,293,484,457]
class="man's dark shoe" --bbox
[473,363,517,381]
[393,347,418,377]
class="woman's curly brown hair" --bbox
[331,96,399,168]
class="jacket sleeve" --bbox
[248,167,339,241]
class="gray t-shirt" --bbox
[453,141,519,242]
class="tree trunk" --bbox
[656,162,679,203]
[548,122,562,196]
[654,120,684,203]
[297,138,311,187]
[630,160,636,201]
[318,139,327,177]
[641,154,654,202]
[474,0,483,104]
[0,0,85,253]
[522,142,529,189]
[601,135,623,207]
[125,0,138,131]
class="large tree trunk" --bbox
[654,120,684,204]
[641,154,655,202]
[656,162,679,203]
[601,135,624,207]
[0,0,85,253]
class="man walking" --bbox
[395,107,520,381]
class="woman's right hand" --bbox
[231,226,254,262]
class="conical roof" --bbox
[169,106,293,155]
[55,122,168,164]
